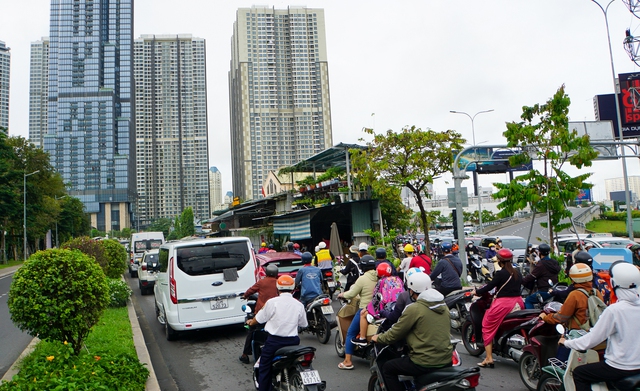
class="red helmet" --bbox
[496,248,514,263]
[293,243,300,249]
[376,263,392,278]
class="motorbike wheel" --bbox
[334,330,345,357]
[536,373,563,391]
[252,368,259,390]
[315,308,331,344]
[461,320,484,356]
[367,373,383,391]
[519,352,540,391]
[286,370,306,391]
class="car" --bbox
[138,249,160,295]
[154,236,257,340]
[129,232,165,278]
[556,234,635,254]
[478,235,529,262]
[256,251,304,279]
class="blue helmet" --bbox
[441,242,453,251]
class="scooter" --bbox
[321,268,339,299]
[300,294,333,344]
[334,298,380,362]
[468,254,486,283]
[368,344,479,391]
[537,325,640,391]
[444,287,475,333]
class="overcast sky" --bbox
[3,0,640,202]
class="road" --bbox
[0,271,34,378]
[490,207,585,244]
[126,273,531,390]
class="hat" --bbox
[358,242,369,251]
[349,245,359,254]
[318,242,327,249]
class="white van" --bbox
[129,232,165,277]
[154,237,258,340]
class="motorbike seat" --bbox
[504,309,540,320]
[414,366,480,385]
[273,345,316,358]
[445,287,474,297]
[614,373,640,390]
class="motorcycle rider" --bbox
[294,252,323,308]
[472,248,524,368]
[430,242,462,297]
[336,255,378,370]
[371,272,453,391]
[340,245,361,292]
[374,247,398,276]
[410,247,432,274]
[630,243,640,268]
[292,243,302,256]
[399,244,415,280]
[484,243,497,275]
[258,242,269,254]
[560,261,640,391]
[247,275,307,391]
[466,241,480,281]
[522,243,561,309]
[379,267,424,330]
[239,264,280,364]
[315,241,334,273]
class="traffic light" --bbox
[452,209,458,239]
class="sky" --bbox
[3,0,640,202]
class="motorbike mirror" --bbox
[244,306,252,314]
[556,324,565,335]
[366,313,375,324]
[548,279,553,286]
[466,275,473,284]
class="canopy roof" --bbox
[279,142,366,173]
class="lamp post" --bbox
[55,195,68,248]
[24,170,40,260]
[450,109,494,233]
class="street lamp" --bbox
[24,170,40,260]
[55,195,68,248]
[450,109,494,233]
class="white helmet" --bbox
[404,266,425,283]
[314,246,320,253]
[318,242,327,249]
[569,263,593,284]
[407,272,432,294]
[610,261,640,290]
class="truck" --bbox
[129,232,165,278]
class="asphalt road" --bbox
[0,271,33,378]
[490,207,585,244]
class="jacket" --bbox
[243,276,279,313]
[343,269,378,309]
[430,254,462,290]
[542,281,603,330]
[522,256,561,290]
[477,268,522,298]
[377,289,452,367]
[294,265,323,303]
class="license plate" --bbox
[465,302,471,311]
[210,298,228,310]
[327,281,336,287]
[300,370,321,385]
[321,305,334,314]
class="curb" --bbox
[127,294,161,391]
[0,337,39,382]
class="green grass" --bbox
[0,260,23,270]
[586,219,626,233]
[84,306,135,356]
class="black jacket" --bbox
[522,256,561,290]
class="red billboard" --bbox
[618,72,640,138]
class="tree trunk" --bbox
[414,192,432,258]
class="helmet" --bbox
[376,263,392,278]
[301,252,313,264]
[314,246,320,253]
[610,261,640,291]
[496,248,514,263]
[261,242,267,247]
[569,263,593,283]
[573,251,593,267]
[359,242,369,251]
[318,242,327,249]
[287,242,294,250]
[293,243,300,249]
[359,255,376,271]
[441,242,453,252]
[268,244,274,249]
[404,244,415,253]
[404,266,424,283]
[407,272,432,294]
[528,243,533,248]
[467,241,474,246]
[538,243,551,255]
[375,247,387,259]
[349,245,359,254]
[276,275,295,291]
[488,243,496,248]
[265,264,279,278]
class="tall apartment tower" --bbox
[0,41,10,133]
[134,35,209,227]
[230,6,333,201]
[209,166,222,212]
[604,176,640,200]
[44,0,135,232]
[29,38,49,147]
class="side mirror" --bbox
[366,313,375,324]
[244,305,252,314]
[556,324,565,335]
[466,275,473,284]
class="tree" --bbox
[351,126,465,255]
[147,217,172,237]
[494,85,598,242]
[179,207,195,237]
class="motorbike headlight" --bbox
[449,308,459,319]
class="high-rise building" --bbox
[604,176,640,201]
[134,34,209,226]
[0,40,10,133]
[224,191,234,205]
[209,166,222,212]
[44,0,135,232]
[229,6,333,201]
[29,38,49,147]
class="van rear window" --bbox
[176,242,251,276]
[135,239,163,253]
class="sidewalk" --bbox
[0,264,160,390]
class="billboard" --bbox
[594,72,640,139]
[575,188,592,203]
[610,190,635,202]
[457,148,532,174]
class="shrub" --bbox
[100,239,128,278]
[108,278,132,307]
[8,249,110,355]
[62,236,108,273]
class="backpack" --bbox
[573,288,607,331]
[367,276,404,318]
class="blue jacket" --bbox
[430,254,463,290]
[294,265,323,303]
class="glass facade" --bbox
[44,0,134,231]
[29,39,49,147]
[0,40,10,133]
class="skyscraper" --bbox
[229,6,333,201]
[209,166,222,212]
[44,0,135,232]
[134,35,210,226]
[0,40,10,133]
[29,38,49,147]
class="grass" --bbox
[0,260,23,270]
[586,219,626,233]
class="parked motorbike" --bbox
[537,325,640,391]
[300,294,333,344]
[444,287,475,333]
[368,344,478,391]
[518,301,563,391]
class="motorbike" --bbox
[517,301,563,391]
[368,343,478,391]
[300,294,333,344]
[461,288,540,362]
[537,325,640,391]
[521,280,570,310]
[443,287,475,333]
[321,268,339,299]
[467,254,487,283]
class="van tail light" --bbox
[130,252,134,265]
[169,256,177,304]
[258,268,266,279]
[141,263,147,271]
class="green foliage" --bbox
[8,249,110,355]
[146,217,172,237]
[179,207,195,237]
[91,228,107,238]
[494,85,598,239]
[100,239,128,278]
[62,236,108,274]
[107,279,132,308]
[316,166,345,182]
[601,210,640,220]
